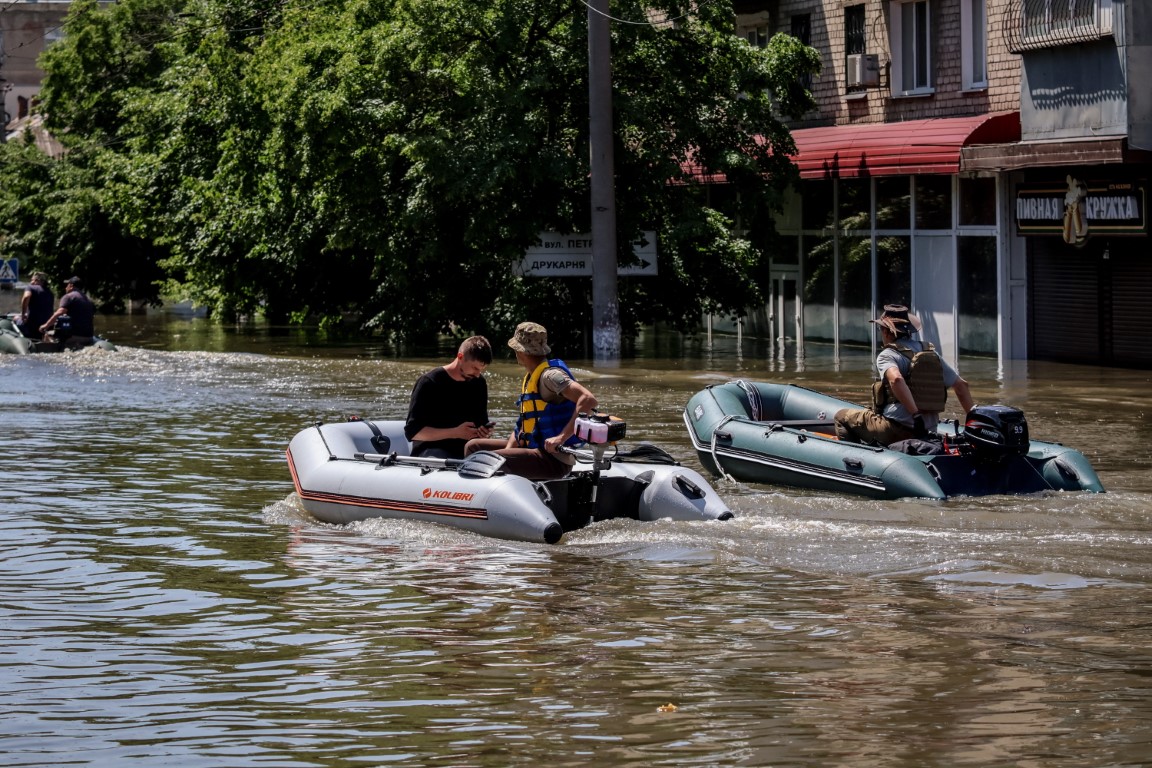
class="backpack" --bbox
[872,343,947,413]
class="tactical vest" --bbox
[516,359,580,449]
[872,343,948,413]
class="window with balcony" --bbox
[737,10,772,49]
[890,0,933,96]
[1006,0,1114,53]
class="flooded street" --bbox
[2,314,1150,766]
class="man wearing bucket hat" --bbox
[834,304,975,446]
[464,321,598,480]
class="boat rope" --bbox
[1022,454,1056,489]
[313,422,337,461]
[735,380,763,421]
[709,416,737,482]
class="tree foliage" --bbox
[4,0,820,348]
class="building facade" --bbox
[728,0,1149,369]
[0,0,72,132]
[964,0,1151,367]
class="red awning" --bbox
[790,112,1021,179]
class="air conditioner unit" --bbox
[846,53,880,88]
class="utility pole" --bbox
[587,0,620,363]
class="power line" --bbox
[575,0,722,27]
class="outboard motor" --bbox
[53,314,73,343]
[963,405,1030,463]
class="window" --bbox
[45,27,67,48]
[845,5,866,56]
[890,0,933,95]
[1007,0,1113,52]
[1025,0,1099,38]
[961,0,987,90]
[737,11,772,49]
[959,177,996,227]
[915,176,952,230]
[791,14,813,91]
[746,26,769,48]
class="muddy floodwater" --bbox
[2,314,1150,767]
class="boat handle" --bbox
[843,457,864,471]
[674,474,706,499]
[714,431,732,441]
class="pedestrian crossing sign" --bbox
[0,260,17,284]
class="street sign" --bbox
[0,259,18,284]
[514,231,659,277]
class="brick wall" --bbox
[746,0,1020,128]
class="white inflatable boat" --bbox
[286,416,734,544]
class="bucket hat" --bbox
[508,322,551,356]
[869,304,922,336]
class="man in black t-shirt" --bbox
[403,336,494,459]
[40,276,96,341]
[17,272,54,340]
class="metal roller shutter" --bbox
[1109,247,1152,366]
[1029,240,1100,363]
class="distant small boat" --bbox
[683,380,1104,500]
[286,416,734,544]
[0,316,116,354]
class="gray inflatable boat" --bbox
[286,417,733,544]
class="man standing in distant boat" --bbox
[404,336,494,459]
[15,272,54,340]
[835,304,975,446]
[40,276,96,345]
[464,321,597,480]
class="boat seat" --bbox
[322,420,412,458]
[710,383,756,420]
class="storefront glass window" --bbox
[915,176,952,229]
[773,234,800,266]
[958,178,995,227]
[838,179,870,232]
[959,176,996,226]
[839,235,872,345]
[958,236,997,355]
[876,177,911,229]
[802,235,835,344]
[802,180,834,230]
[876,235,912,306]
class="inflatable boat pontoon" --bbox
[286,416,734,544]
[1,315,115,354]
[684,381,1104,500]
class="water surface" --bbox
[1,315,1149,766]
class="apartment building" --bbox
[964,0,1151,367]
[732,0,1148,368]
[0,0,72,132]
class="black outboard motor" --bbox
[963,405,1030,463]
[53,314,73,343]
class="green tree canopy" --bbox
[14,0,820,348]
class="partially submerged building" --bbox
[725,0,1149,368]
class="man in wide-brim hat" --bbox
[465,321,598,480]
[835,304,975,447]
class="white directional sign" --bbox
[0,259,18,284]
[514,231,658,277]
